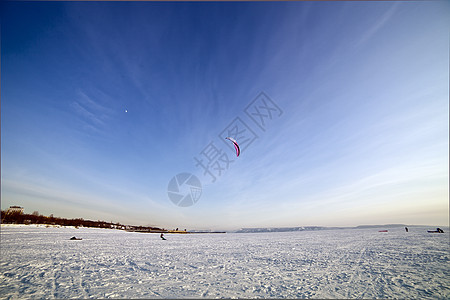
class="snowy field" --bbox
[0,225,449,299]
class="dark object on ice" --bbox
[378,230,388,232]
[70,236,82,240]
[405,227,408,232]
[160,233,166,240]
[427,228,444,233]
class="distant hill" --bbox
[355,224,407,229]
[235,226,326,233]
[234,224,415,233]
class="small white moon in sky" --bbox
[125,109,128,113]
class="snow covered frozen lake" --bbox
[1,225,449,299]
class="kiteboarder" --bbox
[405,227,408,232]
[160,233,166,240]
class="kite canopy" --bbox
[225,137,240,157]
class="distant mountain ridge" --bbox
[234,224,418,233]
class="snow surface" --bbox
[1,225,449,299]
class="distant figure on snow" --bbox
[160,233,166,240]
[405,227,409,232]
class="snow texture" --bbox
[1,225,449,299]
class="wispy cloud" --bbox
[70,90,114,133]
[1,174,172,226]
[355,2,400,48]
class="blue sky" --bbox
[1,1,449,230]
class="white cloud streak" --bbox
[355,2,400,48]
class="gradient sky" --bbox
[1,1,449,230]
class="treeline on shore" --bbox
[0,210,166,232]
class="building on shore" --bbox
[6,206,24,214]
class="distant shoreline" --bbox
[1,210,167,232]
[233,224,448,233]
[2,223,447,235]
[0,224,227,234]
